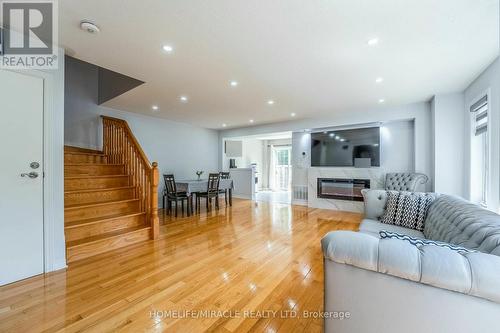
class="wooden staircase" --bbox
[64,117,159,263]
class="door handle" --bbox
[21,172,39,179]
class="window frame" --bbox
[469,89,491,208]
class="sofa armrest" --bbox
[322,231,500,303]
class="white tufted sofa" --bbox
[385,172,429,191]
[321,190,500,333]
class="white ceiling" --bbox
[60,0,499,129]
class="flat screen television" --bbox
[311,127,380,167]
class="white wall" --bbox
[220,102,433,192]
[431,93,465,197]
[46,48,66,272]
[464,57,500,212]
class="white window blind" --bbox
[471,95,488,136]
[470,95,488,206]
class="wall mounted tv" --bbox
[311,127,380,167]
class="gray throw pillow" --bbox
[380,191,437,231]
[361,189,388,220]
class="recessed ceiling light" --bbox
[249,119,254,123]
[375,77,384,83]
[179,95,188,102]
[290,112,296,117]
[162,45,173,53]
[378,98,385,103]
[329,133,335,137]
[367,38,379,46]
[222,123,227,128]
[151,105,159,111]
[267,100,275,105]
[230,80,238,87]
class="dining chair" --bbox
[197,173,220,212]
[163,174,189,217]
[219,172,231,205]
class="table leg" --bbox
[190,194,194,215]
[229,188,232,206]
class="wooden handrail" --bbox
[101,116,159,239]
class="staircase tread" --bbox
[64,151,106,156]
[65,198,139,210]
[66,225,150,248]
[65,163,124,166]
[65,186,136,194]
[65,174,129,179]
[65,212,146,228]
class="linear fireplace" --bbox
[317,178,370,201]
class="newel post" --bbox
[150,162,160,239]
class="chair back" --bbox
[219,172,231,179]
[207,173,220,193]
[163,174,177,194]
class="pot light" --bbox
[162,45,173,53]
[378,98,385,104]
[329,133,335,137]
[375,77,384,83]
[222,123,227,128]
[230,80,238,87]
[367,38,379,46]
[249,119,254,123]
[151,105,159,111]
[267,100,275,105]
[290,112,296,117]
[179,95,188,102]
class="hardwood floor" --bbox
[0,199,361,333]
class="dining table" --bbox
[174,178,234,214]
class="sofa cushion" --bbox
[424,195,500,255]
[381,191,437,231]
[322,231,500,303]
[361,189,387,220]
[359,219,425,238]
[379,230,476,254]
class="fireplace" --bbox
[317,178,370,201]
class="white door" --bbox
[271,146,292,191]
[0,70,44,286]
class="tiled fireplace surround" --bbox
[307,167,385,212]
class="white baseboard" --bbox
[232,194,253,200]
[292,199,308,206]
[48,262,68,273]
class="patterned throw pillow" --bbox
[379,230,475,254]
[380,191,436,231]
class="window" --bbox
[470,95,489,206]
[276,149,290,166]
[271,146,292,190]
